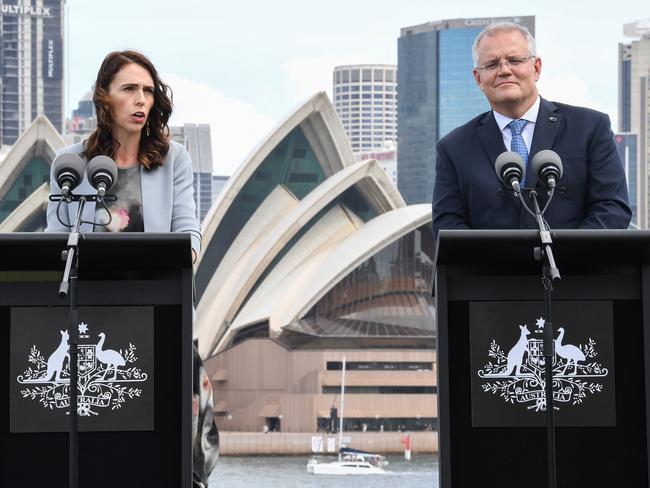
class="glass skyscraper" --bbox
[397,16,535,204]
[0,1,65,146]
[619,20,650,228]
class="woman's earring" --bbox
[146,121,150,137]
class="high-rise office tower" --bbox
[0,1,65,147]
[619,20,650,227]
[212,174,228,201]
[170,123,214,222]
[333,64,397,154]
[65,90,96,144]
[397,16,535,204]
[615,133,638,227]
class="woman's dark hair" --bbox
[83,50,172,169]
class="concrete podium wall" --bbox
[218,431,438,455]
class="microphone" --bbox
[495,151,526,194]
[51,153,85,197]
[87,155,118,198]
[530,150,563,189]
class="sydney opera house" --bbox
[0,93,436,434]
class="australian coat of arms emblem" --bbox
[16,321,148,416]
[478,318,608,412]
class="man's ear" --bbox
[473,68,483,91]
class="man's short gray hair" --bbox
[472,22,537,67]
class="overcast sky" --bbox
[66,0,648,175]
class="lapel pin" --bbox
[549,115,558,122]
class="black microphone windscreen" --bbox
[87,155,118,191]
[530,150,563,179]
[51,153,85,189]
[494,151,525,184]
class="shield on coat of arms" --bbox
[78,344,97,377]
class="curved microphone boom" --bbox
[495,151,526,194]
[87,155,118,198]
[530,150,563,189]
[51,153,85,197]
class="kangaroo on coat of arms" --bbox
[43,330,69,382]
[478,318,607,411]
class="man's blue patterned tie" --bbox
[508,119,529,187]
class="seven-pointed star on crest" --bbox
[78,322,89,334]
[536,317,545,330]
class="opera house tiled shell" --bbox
[0,115,64,232]
[194,93,435,359]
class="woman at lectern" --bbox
[44,50,200,260]
[44,50,219,488]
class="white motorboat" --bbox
[307,357,387,475]
[307,458,385,475]
[307,447,388,474]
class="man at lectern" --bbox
[431,22,631,238]
[44,50,219,488]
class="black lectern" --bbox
[1,233,193,487]
[435,230,650,488]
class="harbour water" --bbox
[209,454,439,488]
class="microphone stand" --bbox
[59,193,86,488]
[523,188,561,488]
[50,192,114,488]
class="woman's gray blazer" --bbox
[44,140,202,254]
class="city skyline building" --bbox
[212,174,228,201]
[396,16,535,204]
[354,144,397,187]
[333,64,397,155]
[65,90,96,144]
[618,19,650,228]
[170,123,215,222]
[0,1,65,147]
[615,133,638,227]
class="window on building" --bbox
[289,173,319,183]
[374,69,383,82]
[326,361,434,371]
[351,69,359,82]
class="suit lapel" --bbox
[529,98,561,188]
[477,111,507,171]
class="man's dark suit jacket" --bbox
[431,98,632,237]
